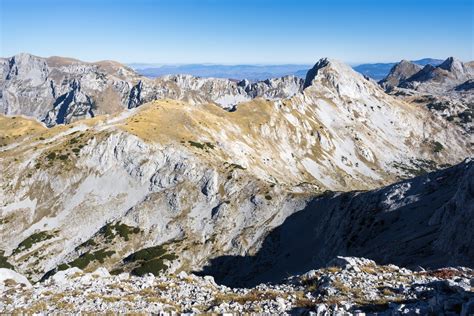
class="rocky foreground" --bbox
[1,257,473,315]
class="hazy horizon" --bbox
[0,53,462,67]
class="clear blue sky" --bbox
[1,0,472,64]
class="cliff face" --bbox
[0,53,303,126]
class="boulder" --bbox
[0,268,32,291]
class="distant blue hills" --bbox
[128,64,311,81]
[129,58,444,81]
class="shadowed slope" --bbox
[197,159,473,287]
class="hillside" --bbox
[380,57,474,133]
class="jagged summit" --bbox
[303,58,330,89]
[438,56,465,73]
[378,56,474,134]
[390,56,474,90]
[379,59,422,90]
[303,58,354,89]
[301,57,389,102]
[0,53,304,125]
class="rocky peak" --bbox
[438,56,465,74]
[303,57,332,89]
[404,64,437,82]
[302,57,383,101]
[398,57,474,92]
[3,53,49,85]
[379,59,422,91]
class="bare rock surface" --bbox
[1,258,473,315]
[379,57,474,133]
[0,53,303,126]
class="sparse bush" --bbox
[67,249,115,269]
[432,141,444,153]
[14,231,55,254]
[102,222,141,241]
[125,244,177,276]
[0,250,14,269]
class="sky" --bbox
[0,0,472,64]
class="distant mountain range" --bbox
[129,58,444,81]
[353,58,444,80]
[128,63,311,81]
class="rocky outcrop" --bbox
[379,60,422,91]
[43,80,95,125]
[198,159,474,286]
[1,258,473,315]
[0,268,31,293]
[399,57,474,92]
[0,53,303,125]
[380,57,474,133]
[456,79,474,91]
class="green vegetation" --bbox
[66,249,115,270]
[46,152,56,160]
[188,140,215,150]
[393,159,438,178]
[132,258,168,276]
[0,250,14,269]
[57,263,69,271]
[124,245,177,276]
[76,238,97,250]
[102,222,141,242]
[124,245,167,262]
[14,231,55,254]
[0,217,9,225]
[204,142,215,149]
[188,141,205,149]
[40,133,88,167]
[432,141,444,153]
[264,195,272,200]
[110,268,124,275]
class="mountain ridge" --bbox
[1,55,471,282]
[1,52,473,315]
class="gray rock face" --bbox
[0,53,139,125]
[303,58,331,89]
[380,57,474,133]
[456,79,474,91]
[400,57,474,91]
[379,60,422,91]
[0,53,303,125]
[198,159,474,287]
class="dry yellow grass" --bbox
[326,266,342,273]
[213,289,285,305]
[0,115,46,146]
[118,98,274,145]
